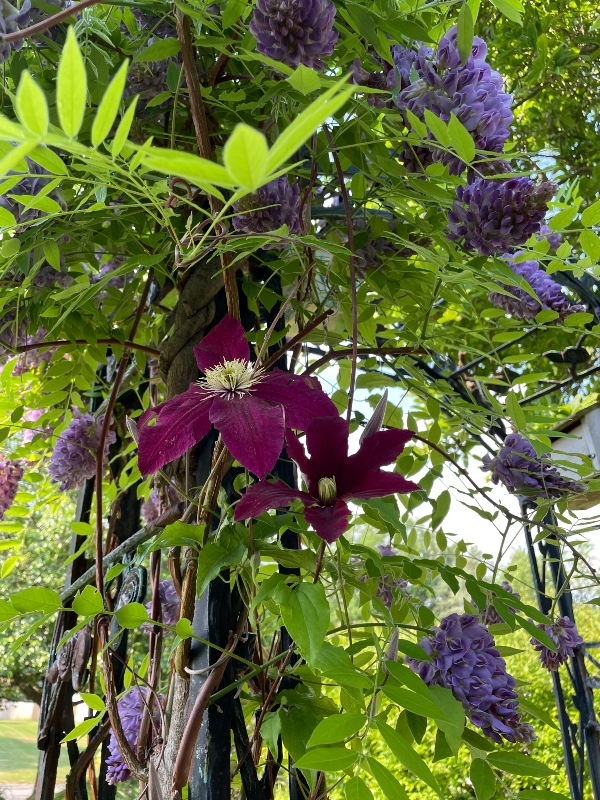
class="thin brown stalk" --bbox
[10,338,160,357]
[262,309,334,370]
[303,346,427,376]
[0,0,101,42]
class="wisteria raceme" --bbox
[142,579,181,633]
[352,45,417,108]
[489,254,585,321]
[232,177,302,247]
[482,581,521,626]
[49,410,116,491]
[249,0,338,70]
[537,223,562,253]
[531,616,582,670]
[397,27,513,174]
[0,459,23,520]
[22,409,50,444]
[126,59,170,105]
[447,177,556,256]
[0,0,30,62]
[482,432,586,499]
[407,612,535,744]
[106,687,163,784]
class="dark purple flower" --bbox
[126,59,170,104]
[142,579,181,633]
[106,687,163,785]
[232,177,301,248]
[531,616,582,670]
[407,612,535,744]
[447,177,556,256]
[537,223,562,253]
[0,0,31,61]
[138,314,337,480]
[0,459,23,520]
[482,581,520,626]
[250,0,338,70]
[49,410,116,491]
[234,415,419,543]
[489,254,585,321]
[482,432,586,499]
[397,27,513,175]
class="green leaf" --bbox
[151,521,206,549]
[44,240,61,270]
[307,713,366,747]
[79,692,106,713]
[548,206,577,230]
[61,714,104,742]
[432,489,451,529]
[29,146,68,175]
[265,77,354,173]
[16,72,48,135]
[519,793,569,800]
[406,109,427,138]
[457,3,474,64]
[0,207,16,227]
[423,110,450,147]
[448,114,475,163]
[345,777,374,800]
[223,123,269,190]
[514,614,557,651]
[367,757,409,800]
[175,618,193,639]
[251,573,288,610]
[105,563,125,582]
[0,114,27,142]
[489,0,523,24]
[470,759,495,800]
[196,542,245,598]
[428,685,465,754]
[294,746,358,771]
[518,698,558,729]
[1,555,19,578]
[580,230,600,262]
[92,60,129,148]
[377,722,442,797]
[318,642,373,688]
[0,599,17,622]
[397,638,432,662]
[72,586,104,617]
[487,751,554,777]
[287,65,321,95]
[57,27,87,137]
[11,587,62,614]
[134,38,180,62]
[115,602,149,629]
[505,390,526,430]
[222,0,246,28]
[581,199,600,227]
[112,97,138,158]
[279,582,330,666]
[261,711,282,757]
[142,147,234,190]
[382,685,450,722]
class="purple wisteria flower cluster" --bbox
[351,45,417,109]
[482,581,520,626]
[489,254,585,321]
[537,223,562,253]
[250,0,338,70]
[407,612,535,744]
[531,616,582,670]
[142,578,181,633]
[447,177,557,257]
[49,410,116,491]
[232,177,302,246]
[0,459,23,520]
[482,433,586,499]
[0,0,31,62]
[106,687,163,784]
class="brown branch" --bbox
[262,308,334,370]
[11,338,160,357]
[0,0,101,42]
[303,346,426,376]
[65,718,111,800]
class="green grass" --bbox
[0,721,70,784]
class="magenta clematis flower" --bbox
[234,416,420,542]
[137,315,337,479]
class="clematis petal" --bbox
[193,314,251,373]
[344,469,420,501]
[304,499,351,543]
[304,416,349,481]
[340,429,414,494]
[234,479,308,522]
[255,371,338,430]
[285,430,312,481]
[138,385,212,476]
[209,395,284,480]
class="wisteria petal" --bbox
[341,429,414,493]
[285,430,312,479]
[138,385,212,476]
[344,469,420,501]
[234,479,308,522]
[209,395,284,479]
[256,371,338,430]
[305,416,349,480]
[193,314,250,373]
[304,499,351,543]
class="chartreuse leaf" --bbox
[223,123,269,191]
[142,147,235,190]
[519,792,569,800]
[11,587,62,614]
[514,614,557,651]
[581,199,600,227]
[294,746,358,771]
[16,72,48,136]
[457,2,474,64]
[505,390,526,430]
[0,114,27,141]
[278,582,329,666]
[57,27,87,137]
[345,777,374,800]
[115,602,149,629]
[79,693,106,713]
[112,97,139,159]
[377,722,442,797]
[470,759,495,800]
[382,684,451,722]
[71,585,104,617]
[448,114,475,163]
[367,757,409,800]
[489,0,523,24]
[287,65,321,95]
[487,751,554,777]
[92,60,129,148]
[306,713,366,747]
[580,230,600,262]
[0,208,16,227]
[424,110,450,147]
[0,599,17,622]
[61,714,105,742]
[265,76,353,173]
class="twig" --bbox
[303,346,426,376]
[0,0,101,42]
[9,338,160,357]
[261,308,334,370]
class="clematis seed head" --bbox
[318,476,337,505]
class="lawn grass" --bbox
[0,721,70,784]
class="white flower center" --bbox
[199,359,263,399]
[318,476,337,506]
